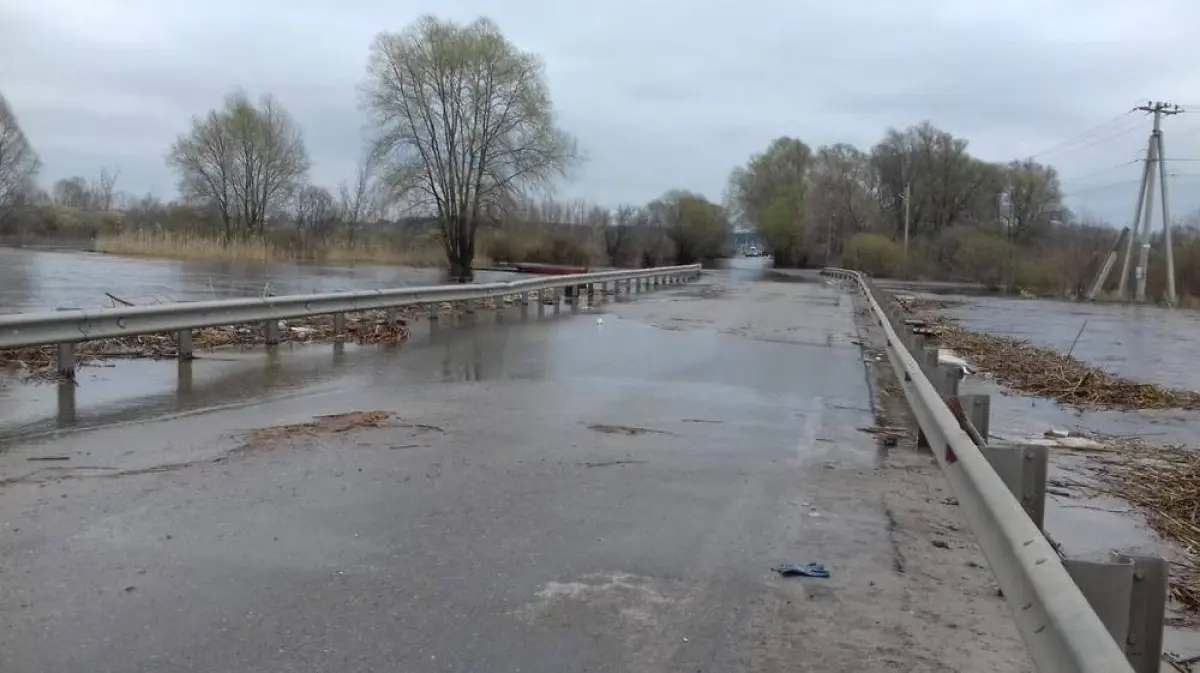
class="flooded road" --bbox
[0,263,1030,673]
[0,247,524,313]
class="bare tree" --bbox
[293,185,339,241]
[338,153,382,244]
[605,205,641,267]
[0,93,42,223]
[95,168,120,211]
[362,15,581,280]
[52,177,92,209]
[167,91,310,242]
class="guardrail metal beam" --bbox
[0,265,702,376]
[821,267,1152,673]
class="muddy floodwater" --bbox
[0,247,524,313]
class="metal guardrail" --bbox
[0,264,702,374]
[821,267,1144,673]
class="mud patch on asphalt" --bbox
[587,423,677,437]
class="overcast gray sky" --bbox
[4,0,1200,225]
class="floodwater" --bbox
[0,247,524,313]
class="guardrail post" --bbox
[177,329,194,360]
[919,346,939,378]
[910,333,925,355]
[465,300,476,315]
[553,288,562,313]
[332,312,346,340]
[386,308,398,324]
[1064,557,1133,646]
[980,442,1048,529]
[587,284,595,306]
[958,393,990,442]
[935,363,960,398]
[1118,553,1169,673]
[429,304,440,321]
[1062,552,1169,673]
[57,342,76,379]
[265,320,282,345]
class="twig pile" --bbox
[0,307,425,381]
[1090,441,1200,611]
[897,299,1200,411]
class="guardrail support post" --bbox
[553,288,562,313]
[1062,553,1167,673]
[1064,557,1134,646]
[1118,553,1168,673]
[57,342,75,379]
[386,308,398,324]
[920,346,939,378]
[265,320,282,345]
[429,304,440,321]
[333,312,346,340]
[177,329,194,360]
[587,284,595,306]
[979,442,1047,529]
[958,393,990,442]
[910,333,926,356]
[465,300,476,315]
[935,363,960,398]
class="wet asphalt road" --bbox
[0,263,947,672]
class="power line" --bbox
[1024,109,1143,160]
[1062,171,1198,199]
[1058,158,1143,187]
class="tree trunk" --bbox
[445,214,477,283]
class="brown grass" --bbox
[94,229,449,267]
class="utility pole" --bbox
[1117,101,1182,305]
[902,182,911,260]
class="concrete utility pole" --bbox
[1117,101,1182,305]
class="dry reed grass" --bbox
[896,296,1200,410]
[1085,438,1200,612]
[94,230,448,267]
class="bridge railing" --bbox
[0,264,703,377]
[821,267,1168,673]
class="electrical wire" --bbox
[1024,110,1144,160]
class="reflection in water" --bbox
[9,301,566,440]
[56,381,75,426]
[0,247,528,313]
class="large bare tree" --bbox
[362,15,580,279]
[167,91,310,242]
[0,93,42,222]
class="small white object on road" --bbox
[596,318,603,326]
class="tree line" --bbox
[1,14,1196,299]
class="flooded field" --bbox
[0,247,524,313]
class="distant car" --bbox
[746,246,760,257]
